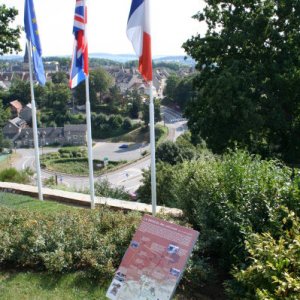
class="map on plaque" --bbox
[106,214,199,300]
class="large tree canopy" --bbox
[183,0,300,163]
[0,5,21,55]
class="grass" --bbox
[110,124,169,144]
[0,192,77,213]
[110,126,149,143]
[0,271,108,300]
[0,153,19,171]
[42,158,126,176]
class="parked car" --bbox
[119,144,129,149]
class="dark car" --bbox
[119,144,129,149]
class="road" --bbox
[12,107,187,193]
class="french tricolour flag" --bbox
[127,0,152,82]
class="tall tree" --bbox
[0,5,21,55]
[164,74,180,101]
[74,68,113,107]
[0,98,10,149]
[183,0,300,163]
[127,90,142,119]
[47,83,72,126]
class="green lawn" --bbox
[0,192,76,213]
[0,271,108,300]
[0,153,19,171]
[42,158,126,176]
[110,124,169,144]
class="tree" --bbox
[51,71,68,85]
[8,78,31,104]
[127,90,142,119]
[47,83,72,126]
[137,162,178,207]
[164,74,180,101]
[156,141,183,165]
[108,114,123,130]
[142,98,161,125]
[0,5,21,55]
[174,75,195,109]
[183,1,300,164]
[0,98,10,150]
[74,68,113,107]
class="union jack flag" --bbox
[69,0,88,88]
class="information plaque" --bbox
[106,214,199,300]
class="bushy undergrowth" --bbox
[138,149,300,297]
[174,151,299,269]
[0,168,32,184]
[226,207,300,299]
[0,194,209,290]
[0,207,141,280]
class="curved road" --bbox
[13,107,187,193]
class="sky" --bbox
[1,0,206,57]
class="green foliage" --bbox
[0,205,141,280]
[156,140,196,165]
[0,99,9,128]
[0,5,21,55]
[93,179,131,201]
[0,271,107,299]
[142,98,161,125]
[156,141,183,165]
[58,147,87,158]
[46,83,72,126]
[122,117,132,130]
[183,0,300,164]
[42,148,126,176]
[50,72,68,85]
[164,74,180,101]
[128,90,142,119]
[227,208,300,300]
[91,112,137,139]
[176,151,298,270]
[137,162,179,206]
[74,68,114,107]
[0,167,31,184]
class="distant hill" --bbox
[0,53,195,66]
[89,53,195,65]
[0,55,23,61]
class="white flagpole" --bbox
[85,76,95,209]
[84,0,95,209]
[149,83,157,216]
[27,40,43,201]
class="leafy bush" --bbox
[226,207,300,299]
[93,179,131,201]
[122,117,132,130]
[58,147,87,158]
[0,168,31,184]
[156,141,183,165]
[0,206,141,280]
[137,162,179,206]
[175,151,297,270]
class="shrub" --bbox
[137,162,179,206]
[174,150,298,270]
[0,206,141,280]
[226,207,300,299]
[0,168,31,184]
[93,179,131,201]
[122,117,132,130]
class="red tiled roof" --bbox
[10,100,23,111]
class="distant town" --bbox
[0,53,195,149]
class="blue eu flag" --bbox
[24,0,46,85]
